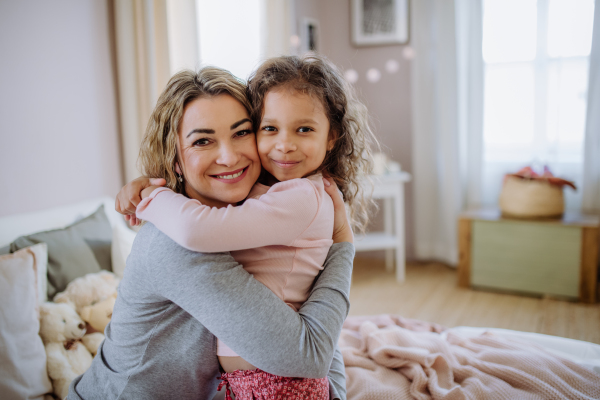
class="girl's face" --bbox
[257,87,334,182]
[176,94,261,207]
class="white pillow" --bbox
[0,244,52,399]
[111,223,137,279]
[29,243,48,306]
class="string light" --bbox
[385,59,399,73]
[290,35,300,48]
[344,69,359,83]
[366,68,381,83]
[402,46,415,60]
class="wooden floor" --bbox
[349,257,600,344]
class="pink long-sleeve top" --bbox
[136,174,334,357]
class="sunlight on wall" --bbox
[196,0,263,81]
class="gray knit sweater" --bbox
[68,223,353,400]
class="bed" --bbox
[1,198,599,399]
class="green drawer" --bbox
[471,220,581,298]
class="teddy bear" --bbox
[53,270,120,354]
[39,302,94,399]
[80,292,117,333]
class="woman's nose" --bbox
[216,143,241,166]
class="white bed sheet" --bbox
[444,326,600,374]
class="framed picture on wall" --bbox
[351,0,409,46]
[300,18,320,54]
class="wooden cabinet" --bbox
[458,209,599,303]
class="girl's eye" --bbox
[261,126,277,132]
[193,138,211,146]
[298,127,313,133]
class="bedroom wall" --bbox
[295,0,415,258]
[0,0,122,218]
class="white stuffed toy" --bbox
[53,270,120,315]
[39,302,94,399]
[80,292,117,333]
[54,271,120,354]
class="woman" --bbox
[67,68,354,400]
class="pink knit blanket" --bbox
[340,315,600,399]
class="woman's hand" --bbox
[115,177,166,226]
[323,177,353,244]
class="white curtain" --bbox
[261,0,294,59]
[582,0,600,214]
[411,0,483,266]
[112,0,198,184]
[166,0,200,74]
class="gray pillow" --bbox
[10,205,112,299]
[0,245,10,256]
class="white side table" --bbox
[354,171,412,282]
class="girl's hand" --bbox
[323,177,353,244]
[141,185,161,200]
[115,177,166,226]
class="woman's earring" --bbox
[177,173,183,183]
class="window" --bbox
[481,0,595,210]
[196,0,264,81]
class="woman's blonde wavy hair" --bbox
[247,55,379,233]
[138,68,251,195]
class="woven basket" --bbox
[499,176,564,219]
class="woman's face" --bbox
[176,94,261,208]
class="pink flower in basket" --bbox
[505,166,577,190]
[500,165,576,219]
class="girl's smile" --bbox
[271,160,300,168]
[257,87,334,182]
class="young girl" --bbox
[125,55,377,399]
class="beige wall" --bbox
[295,0,415,258]
[0,0,122,217]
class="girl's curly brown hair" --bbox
[247,55,379,233]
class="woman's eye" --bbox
[193,138,211,146]
[236,129,253,137]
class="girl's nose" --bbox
[275,133,297,153]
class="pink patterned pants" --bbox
[218,368,329,400]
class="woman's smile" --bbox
[210,166,250,183]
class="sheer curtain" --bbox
[262,0,294,59]
[112,0,199,183]
[412,0,598,265]
[480,0,595,212]
[582,0,600,213]
[411,0,483,266]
